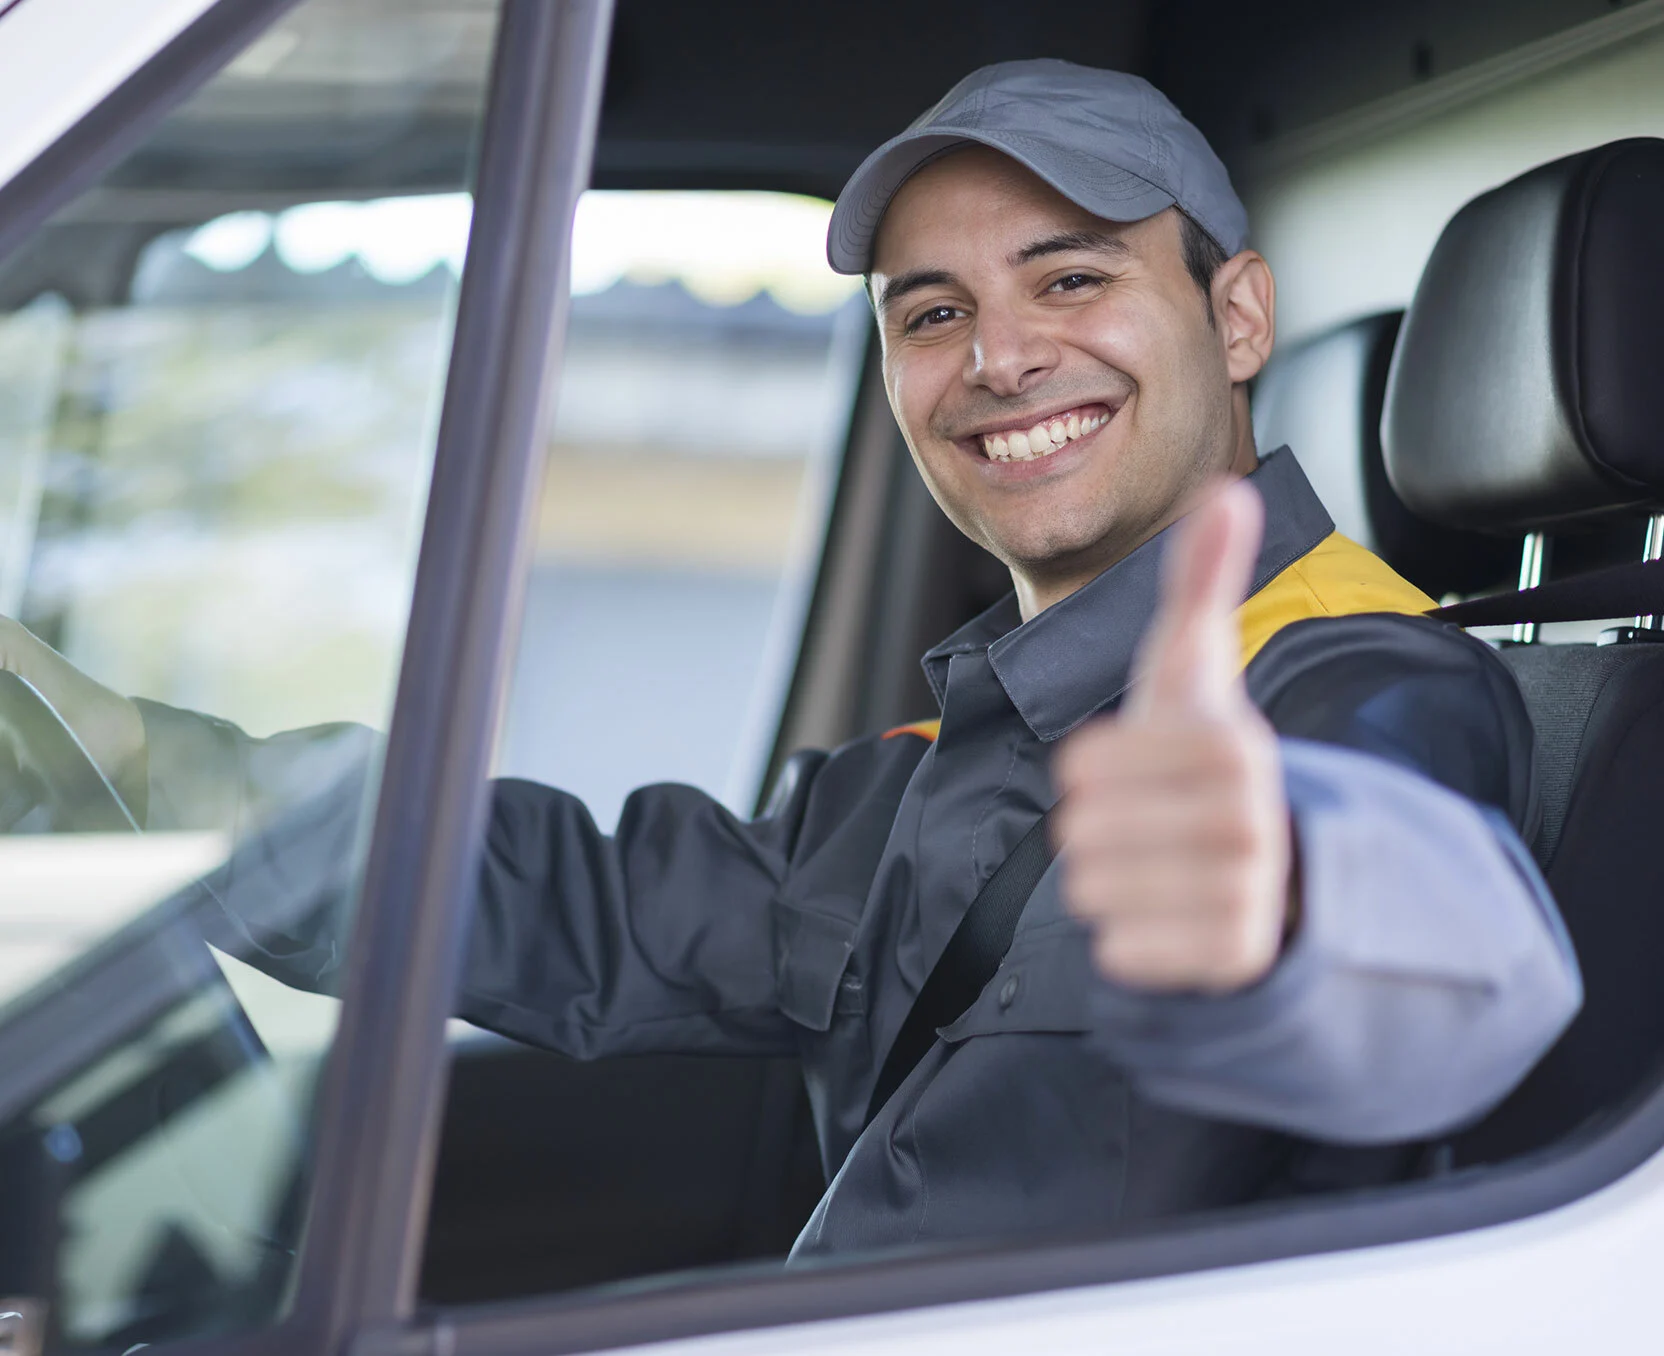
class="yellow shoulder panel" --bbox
[1237,532,1436,669]
[888,535,1430,740]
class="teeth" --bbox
[979,405,1112,461]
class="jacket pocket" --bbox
[936,922,1095,1042]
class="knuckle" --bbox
[1195,804,1256,856]
[1223,813,1262,856]
[1209,732,1257,784]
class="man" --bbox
[0,60,1577,1257]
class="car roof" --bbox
[88,0,1615,203]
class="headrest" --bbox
[1383,138,1664,534]
[1254,312,1516,596]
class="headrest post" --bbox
[1513,532,1551,645]
[1637,514,1664,631]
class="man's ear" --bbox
[1211,250,1275,385]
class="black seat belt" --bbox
[864,807,1057,1127]
[1429,557,1664,628]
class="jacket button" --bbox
[998,974,1020,1009]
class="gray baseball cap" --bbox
[827,59,1248,276]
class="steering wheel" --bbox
[0,671,311,1334]
[0,670,140,833]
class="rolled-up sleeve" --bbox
[1078,612,1582,1143]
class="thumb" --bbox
[1126,478,1264,721]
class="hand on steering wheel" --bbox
[0,618,144,833]
[0,672,140,832]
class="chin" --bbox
[986,509,1123,574]
[992,533,1114,584]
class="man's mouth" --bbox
[975,402,1115,462]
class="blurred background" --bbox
[0,186,865,838]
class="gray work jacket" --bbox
[143,448,1580,1260]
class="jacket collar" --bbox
[919,447,1334,741]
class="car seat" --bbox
[1379,138,1664,1164]
[1252,311,1515,600]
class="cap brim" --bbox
[827,126,1176,275]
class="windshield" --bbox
[0,0,500,1345]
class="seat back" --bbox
[1456,643,1664,1161]
[1380,138,1664,1161]
[1252,311,1514,599]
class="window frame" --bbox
[0,0,293,267]
[0,0,614,1351]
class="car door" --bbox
[0,0,610,1351]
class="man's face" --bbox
[871,147,1256,604]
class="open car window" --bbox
[0,0,502,1345]
[492,190,863,829]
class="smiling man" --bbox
[0,61,1579,1258]
[868,150,1259,619]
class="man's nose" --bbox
[964,308,1060,396]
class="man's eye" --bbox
[905,305,959,334]
[1049,272,1102,293]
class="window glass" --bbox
[418,192,864,1305]
[0,0,500,1345]
[495,191,865,827]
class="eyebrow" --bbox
[874,229,1133,314]
[1010,228,1132,266]
[875,268,957,313]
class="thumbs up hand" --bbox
[1053,480,1293,993]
